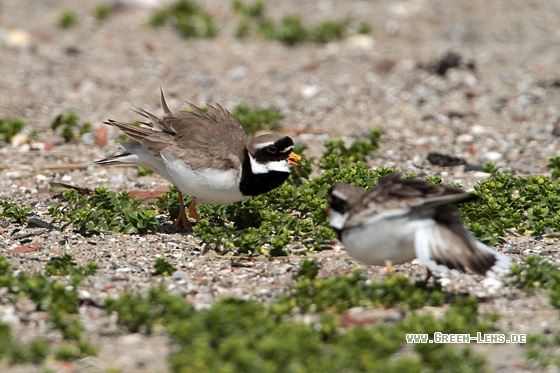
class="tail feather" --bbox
[94,142,147,166]
[414,224,512,278]
[103,119,155,143]
[128,89,173,133]
[475,241,512,278]
[94,152,137,165]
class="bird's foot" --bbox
[173,190,193,232]
[385,260,394,276]
[187,201,201,221]
[173,211,193,232]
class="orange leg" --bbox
[173,190,193,231]
[385,259,394,276]
[187,200,201,221]
[424,269,433,283]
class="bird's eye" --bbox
[266,146,277,154]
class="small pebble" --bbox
[26,217,52,229]
[301,85,319,99]
[79,290,92,300]
[0,305,20,324]
[229,66,248,79]
[172,271,189,280]
[483,151,503,161]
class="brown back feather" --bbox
[103,91,249,170]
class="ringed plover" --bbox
[95,90,303,230]
[327,172,511,278]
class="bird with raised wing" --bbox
[327,172,511,278]
[95,90,303,231]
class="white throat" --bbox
[329,210,349,231]
[248,153,291,174]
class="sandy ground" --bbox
[1,0,560,371]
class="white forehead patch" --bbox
[249,153,291,174]
[330,189,349,201]
[254,141,275,149]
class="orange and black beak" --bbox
[287,151,305,168]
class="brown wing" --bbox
[415,223,506,276]
[105,90,248,170]
[344,172,477,230]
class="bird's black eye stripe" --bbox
[267,146,278,154]
[272,137,294,153]
[328,195,350,214]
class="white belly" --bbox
[173,167,247,204]
[163,156,247,204]
[121,145,248,204]
[342,214,432,266]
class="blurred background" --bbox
[1,0,560,178]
